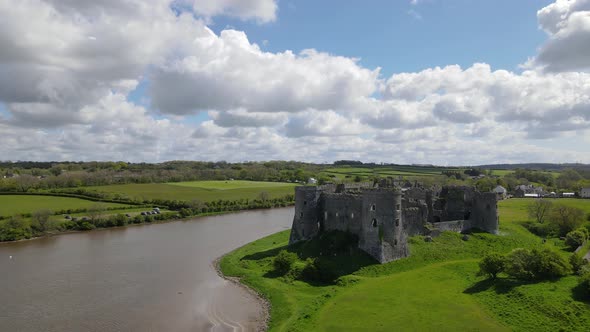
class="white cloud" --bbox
[0,0,590,164]
[535,0,590,71]
[189,0,278,23]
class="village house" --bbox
[581,188,590,198]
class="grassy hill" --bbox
[220,198,590,331]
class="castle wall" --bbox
[434,220,469,233]
[321,193,363,235]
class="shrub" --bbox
[299,257,339,283]
[504,247,571,280]
[570,253,588,275]
[565,229,587,250]
[478,252,506,279]
[273,250,298,275]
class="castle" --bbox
[288,181,499,263]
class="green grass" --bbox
[86,180,297,202]
[0,195,130,217]
[220,198,590,331]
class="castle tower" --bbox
[359,189,408,263]
[289,186,324,244]
[470,192,499,234]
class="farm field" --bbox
[220,198,590,331]
[0,195,131,217]
[319,165,458,181]
[86,180,297,202]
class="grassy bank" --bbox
[220,199,590,331]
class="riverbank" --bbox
[214,257,270,332]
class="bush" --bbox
[478,252,506,279]
[273,250,298,275]
[565,229,587,250]
[578,270,590,299]
[570,253,588,275]
[504,247,571,280]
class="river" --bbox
[0,208,294,331]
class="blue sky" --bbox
[208,0,554,76]
[0,0,589,164]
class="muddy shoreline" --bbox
[213,257,270,332]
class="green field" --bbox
[0,195,131,217]
[319,165,454,181]
[86,180,297,202]
[220,198,590,331]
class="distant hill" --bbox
[475,163,590,171]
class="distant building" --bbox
[307,177,318,185]
[493,185,507,199]
[562,192,576,198]
[581,188,590,198]
[524,193,540,198]
[513,184,545,198]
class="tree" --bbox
[565,229,587,250]
[549,204,585,236]
[31,209,52,234]
[527,199,553,224]
[478,252,506,279]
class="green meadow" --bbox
[86,180,297,202]
[0,195,131,217]
[220,198,590,332]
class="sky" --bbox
[0,0,589,165]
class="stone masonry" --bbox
[288,182,499,263]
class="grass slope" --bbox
[0,195,130,217]
[220,199,590,331]
[86,180,297,202]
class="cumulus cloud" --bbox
[0,0,590,164]
[535,0,590,71]
[149,29,380,115]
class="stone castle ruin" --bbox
[288,181,499,263]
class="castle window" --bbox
[486,204,491,211]
[351,212,354,219]
[394,239,398,246]
[335,212,339,217]
[300,212,303,218]
[303,200,307,206]
[324,211,328,220]
[371,204,376,211]
[395,218,400,227]
[396,204,400,211]
[372,218,377,227]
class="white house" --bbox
[581,188,590,198]
[524,193,540,198]
[562,192,576,198]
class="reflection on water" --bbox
[0,208,293,331]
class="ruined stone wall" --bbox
[402,199,428,236]
[321,193,363,235]
[470,192,499,234]
[434,220,469,233]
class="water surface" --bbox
[0,208,293,331]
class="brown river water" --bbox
[0,208,293,331]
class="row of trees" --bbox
[525,199,587,237]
